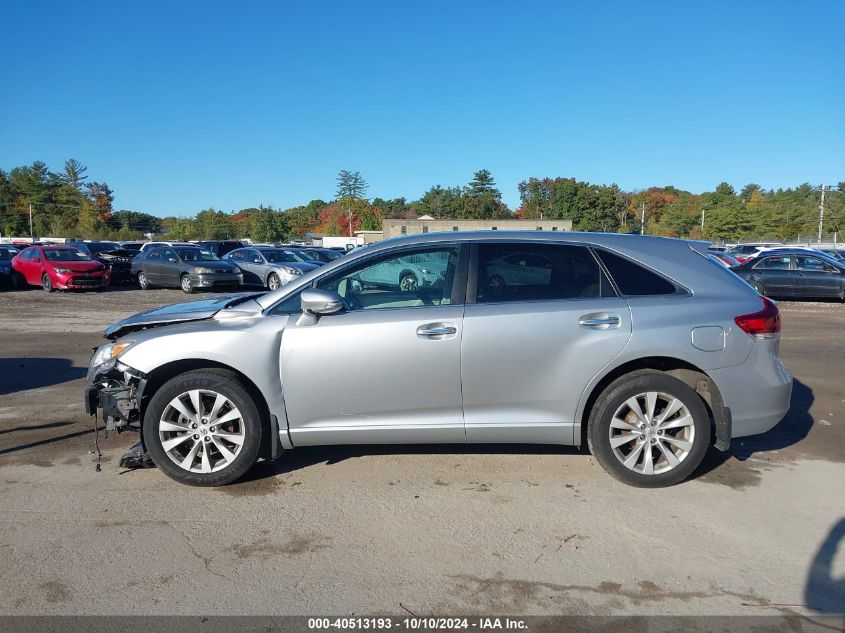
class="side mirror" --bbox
[167,257,178,263]
[33,257,42,263]
[301,288,344,315]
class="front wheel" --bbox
[181,274,194,294]
[142,370,263,486]
[588,371,710,488]
[752,281,766,296]
[267,272,281,291]
[42,273,54,293]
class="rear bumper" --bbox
[709,351,793,439]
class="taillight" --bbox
[735,297,781,338]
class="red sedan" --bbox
[11,245,111,292]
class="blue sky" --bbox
[1,0,843,216]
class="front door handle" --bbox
[416,323,457,338]
[579,313,621,329]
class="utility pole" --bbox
[701,206,705,231]
[640,202,645,236]
[29,203,34,240]
[818,184,826,245]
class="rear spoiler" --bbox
[687,240,710,254]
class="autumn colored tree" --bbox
[316,199,382,235]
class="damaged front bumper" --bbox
[84,359,146,433]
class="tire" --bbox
[11,272,28,290]
[399,272,418,292]
[142,369,263,486]
[181,274,194,294]
[137,271,151,290]
[267,273,281,291]
[42,273,54,293]
[752,281,766,296]
[587,371,710,488]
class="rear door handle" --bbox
[416,323,457,338]
[579,313,621,329]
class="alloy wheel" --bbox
[608,391,695,475]
[268,273,280,290]
[158,389,246,473]
[181,275,193,293]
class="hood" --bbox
[104,292,264,340]
[52,260,104,271]
[283,261,321,272]
[202,260,238,272]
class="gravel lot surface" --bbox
[0,287,843,617]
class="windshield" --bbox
[295,250,322,262]
[263,249,305,263]
[176,248,219,262]
[0,248,16,260]
[86,242,120,255]
[44,248,92,261]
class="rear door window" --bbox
[475,243,614,303]
[594,250,678,296]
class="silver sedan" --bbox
[224,247,321,290]
[85,232,792,487]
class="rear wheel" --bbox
[267,272,281,291]
[137,271,151,290]
[181,274,194,294]
[42,273,53,293]
[588,371,710,488]
[142,370,263,486]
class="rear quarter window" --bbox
[595,249,679,296]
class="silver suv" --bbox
[85,232,792,487]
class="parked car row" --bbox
[3,240,349,294]
[706,243,845,301]
[724,242,845,264]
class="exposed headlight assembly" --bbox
[194,267,215,274]
[90,340,135,369]
[283,266,302,275]
[54,268,72,274]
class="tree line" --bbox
[1,160,842,243]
